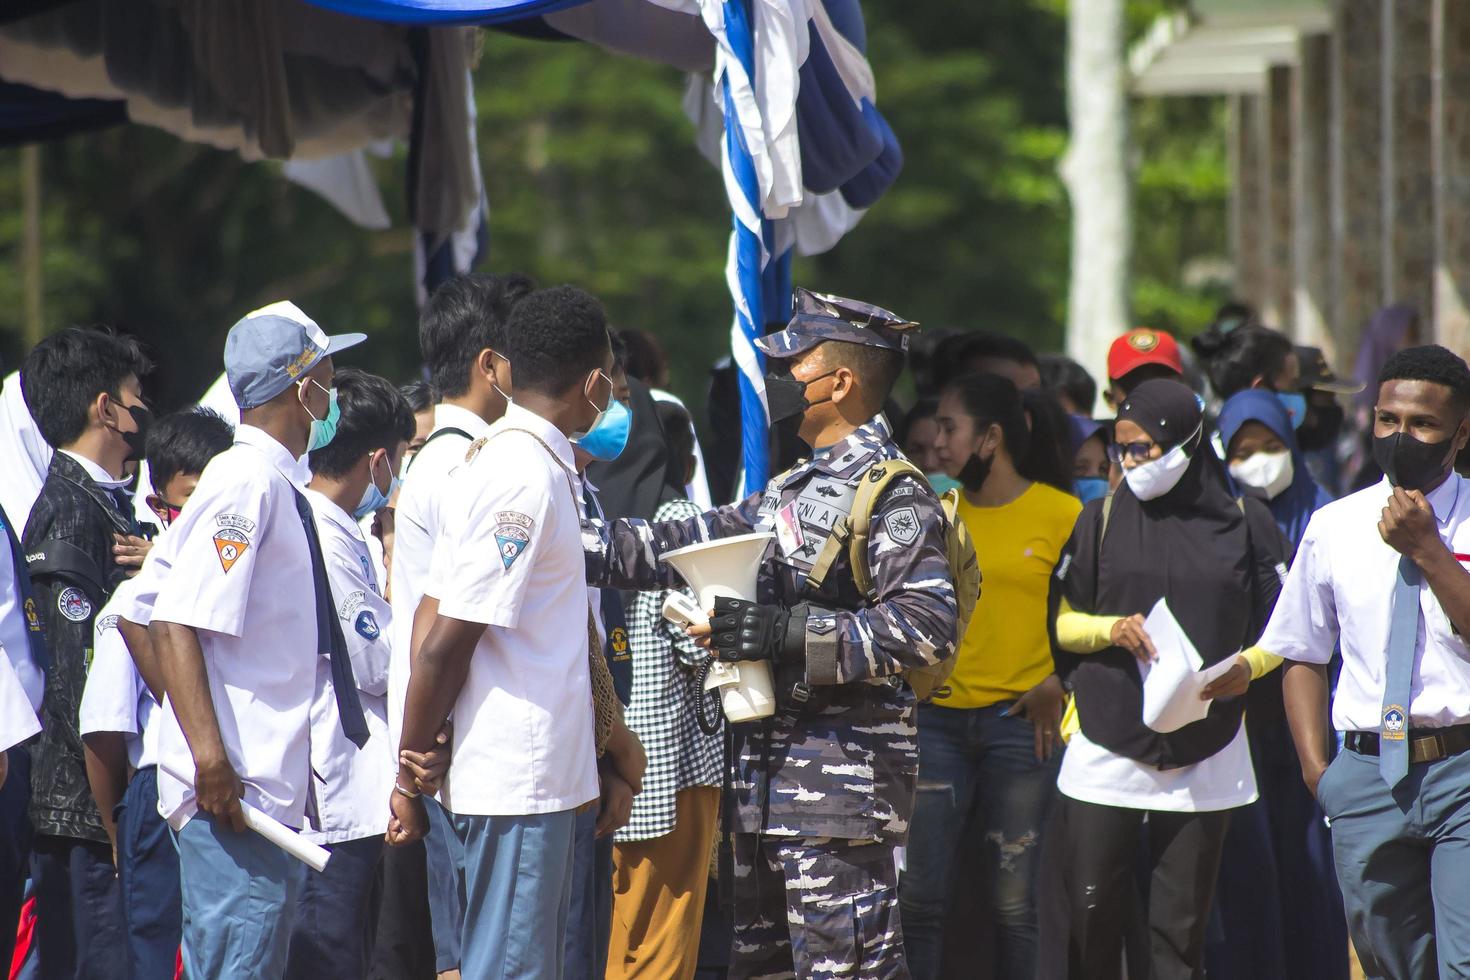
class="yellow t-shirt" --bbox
[941,481,1081,709]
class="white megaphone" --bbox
[659,531,777,723]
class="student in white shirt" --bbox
[1263,346,1470,978]
[148,301,366,979]
[79,407,233,980]
[380,271,530,978]
[387,285,615,980]
[288,369,415,980]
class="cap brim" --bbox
[324,332,368,357]
[753,333,818,358]
[1307,377,1365,395]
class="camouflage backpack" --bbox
[805,459,981,701]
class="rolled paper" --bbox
[241,801,332,873]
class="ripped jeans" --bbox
[899,701,1059,980]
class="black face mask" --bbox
[764,369,837,425]
[120,404,153,463]
[1373,430,1455,492]
[957,452,994,492]
[1296,402,1344,452]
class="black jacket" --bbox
[23,453,136,843]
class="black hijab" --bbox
[585,377,676,521]
[1056,379,1282,768]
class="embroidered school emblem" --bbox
[57,587,91,622]
[355,610,381,641]
[883,506,921,545]
[1382,704,1408,741]
[494,511,534,570]
[213,528,250,573]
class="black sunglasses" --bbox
[1106,439,1157,464]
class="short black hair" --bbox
[1191,323,1293,399]
[505,286,613,395]
[400,379,438,414]
[1379,345,1470,415]
[933,332,1038,391]
[620,329,669,386]
[308,368,417,478]
[655,399,695,490]
[610,330,629,376]
[819,340,905,410]
[147,408,234,495]
[419,272,535,398]
[22,326,152,447]
[1039,354,1097,413]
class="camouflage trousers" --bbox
[729,834,909,980]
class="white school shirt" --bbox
[150,425,318,830]
[0,509,43,713]
[303,489,394,844]
[425,402,599,816]
[1261,474,1470,731]
[388,403,491,750]
[0,652,39,753]
[79,580,160,770]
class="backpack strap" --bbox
[804,459,924,598]
[407,425,474,471]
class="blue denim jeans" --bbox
[900,701,1059,980]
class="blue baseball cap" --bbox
[224,301,366,410]
[755,287,919,359]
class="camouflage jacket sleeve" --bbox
[803,476,959,685]
[583,491,764,591]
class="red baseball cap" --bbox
[1107,327,1183,381]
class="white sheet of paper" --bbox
[1139,598,1240,733]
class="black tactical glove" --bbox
[709,597,806,665]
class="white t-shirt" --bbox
[79,579,159,770]
[1058,725,1258,812]
[150,425,318,830]
[303,488,394,845]
[388,403,491,750]
[425,403,599,817]
[0,506,43,713]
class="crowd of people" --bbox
[0,278,1463,980]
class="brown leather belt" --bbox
[1344,724,1470,764]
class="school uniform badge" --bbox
[57,587,91,622]
[213,528,250,573]
[355,610,380,641]
[1383,704,1408,741]
[494,511,534,570]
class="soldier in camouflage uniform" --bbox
[583,289,959,979]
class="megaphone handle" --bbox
[662,591,704,627]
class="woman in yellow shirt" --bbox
[898,373,1079,980]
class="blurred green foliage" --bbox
[0,0,1228,416]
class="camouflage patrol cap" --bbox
[754,287,919,359]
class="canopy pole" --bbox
[22,144,44,347]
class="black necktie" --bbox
[0,502,47,672]
[292,489,369,747]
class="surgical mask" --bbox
[574,398,631,461]
[354,454,400,520]
[1074,477,1110,504]
[764,369,838,425]
[957,452,994,492]
[927,472,962,495]
[301,380,340,452]
[1276,391,1308,431]
[1123,424,1201,501]
[119,404,152,463]
[1229,450,1294,499]
[1374,430,1455,492]
[572,370,614,441]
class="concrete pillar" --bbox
[1231,94,1266,309]
[1262,64,1295,330]
[1294,33,1334,354]
[1383,0,1436,326]
[1434,0,1470,356]
[1331,0,1384,369]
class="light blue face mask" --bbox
[1074,476,1110,504]
[573,397,631,461]
[354,453,401,520]
[926,472,962,495]
[302,381,340,452]
[1276,390,1308,431]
